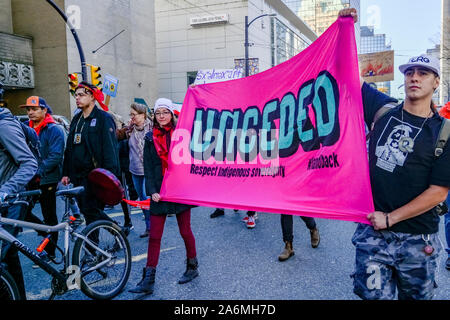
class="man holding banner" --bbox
[158,5,448,300]
[340,9,450,300]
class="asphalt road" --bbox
[17,198,450,301]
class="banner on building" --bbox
[194,68,243,85]
[160,17,374,224]
[359,50,394,83]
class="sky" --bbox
[360,0,442,99]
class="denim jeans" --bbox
[445,192,450,257]
[132,174,150,231]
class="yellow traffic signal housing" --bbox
[89,64,102,87]
[68,73,79,94]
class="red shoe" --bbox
[246,216,256,229]
[242,213,258,223]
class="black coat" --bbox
[143,131,192,216]
[63,105,120,180]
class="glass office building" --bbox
[283,0,360,47]
[272,18,312,65]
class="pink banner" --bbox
[160,17,374,224]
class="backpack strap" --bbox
[370,103,398,131]
[435,118,450,157]
[366,103,398,141]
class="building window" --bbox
[187,71,197,87]
[272,18,310,65]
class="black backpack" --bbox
[0,111,42,166]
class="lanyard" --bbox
[73,116,86,145]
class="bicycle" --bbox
[0,187,131,300]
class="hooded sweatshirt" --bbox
[0,108,38,194]
[29,113,55,136]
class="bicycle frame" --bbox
[0,214,116,295]
[0,218,69,289]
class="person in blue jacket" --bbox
[21,96,65,263]
[0,82,38,299]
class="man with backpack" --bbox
[20,96,65,264]
[340,9,450,300]
[0,81,38,298]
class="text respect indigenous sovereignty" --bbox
[160,17,374,224]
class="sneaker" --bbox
[246,216,256,229]
[140,230,149,238]
[32,252,55,269]
[446,257,450,270]
[242,213,258,223]
[210,209,225,218]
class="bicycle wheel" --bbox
[72,220,131,300]
[0,267,21,300]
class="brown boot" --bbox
[278,241,294,261]
[310,228,320,248]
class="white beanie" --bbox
[154,98,174,114]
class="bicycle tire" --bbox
[72,220,131,300]
[0,267,21,300]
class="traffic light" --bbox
[89,64,102,88]
[68,73,79,94]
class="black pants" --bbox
[25,183,58,256]
[120,171,132,226]
[1,203,27,299]
[73,176,114,225]
[280,214,316,242]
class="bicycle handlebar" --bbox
[4,189,41,201]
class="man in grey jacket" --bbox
[0,81,38,299]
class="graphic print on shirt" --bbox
[375,116,421,173]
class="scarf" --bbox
[77,83,109,111]
[29,113,55,136]
[152,124,174,176]
[440,102,450,120]
[131,119,152,165]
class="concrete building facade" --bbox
[1,0,157,120]
[155,0,317,104]
[427,44,441,103]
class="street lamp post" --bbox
[244,13,276,77]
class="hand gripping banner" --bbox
[160,17,374,224]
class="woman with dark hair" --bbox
[129,98,199,295]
